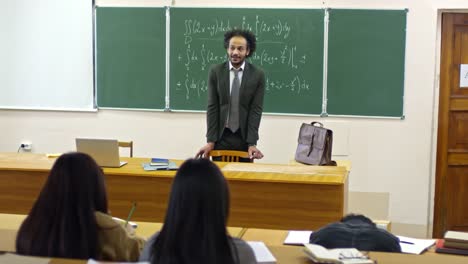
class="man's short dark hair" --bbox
[340,213,376,226]
[223,29,257,58]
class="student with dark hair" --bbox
[16,152,145,261]
[309,214,401,252]
[196,28,265,162]
[139,158,256,264]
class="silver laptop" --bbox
[75,138,127,168]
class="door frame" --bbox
[432,10,468,238]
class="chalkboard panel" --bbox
[169,8,324,114]
[326,9,406,117]
[96,7,166,109]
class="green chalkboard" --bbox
[326,9,406,117]
[96,7,166,109]
[169,8,324,114]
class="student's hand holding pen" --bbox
[124,222,137,236]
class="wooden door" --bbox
[434,13,468,238]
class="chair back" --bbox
[208,150,250,162]
[118,141,133,157]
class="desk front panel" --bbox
[228,180,345,230]
[0,153,347,230]
[104,173,345,230]
[104,173,173,223]
[0,170,47,214]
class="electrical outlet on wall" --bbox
[20,142,32,151]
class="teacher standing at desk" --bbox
[197,29,265,161]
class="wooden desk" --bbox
[242,229,468,263]
[242,228,289,246]
[0,213,244,252]
[2,245,467,264]
[268,245,468,264]
[0,153,348,230]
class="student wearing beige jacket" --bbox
[16,152,145,261]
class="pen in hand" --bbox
[125,202,137,228]
[400,241,414,245]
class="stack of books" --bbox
[436,230,468,255]
[150,158,169,166]
[142,158,178,171]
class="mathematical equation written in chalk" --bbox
[182,16,292,42]
[171,12,323,103]
[174,75,312,100]
[179,44,307,72]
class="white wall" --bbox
[2,0,468,237]
[0,0,94,110]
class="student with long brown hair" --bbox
[16,152,144,261]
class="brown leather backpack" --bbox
[295,122,336,166]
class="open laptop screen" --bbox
[75,138,127,168]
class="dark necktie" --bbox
[228,68,241,132]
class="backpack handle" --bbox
[310,122,323,127]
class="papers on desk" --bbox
[283,232,435,255]
[283,230,313,245]
[247,241,277,264]
[397,235,436,254]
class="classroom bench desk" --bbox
[0,153,348,230]
[3,245,468,264]
[241,229,468,263]
[0,213,244,252]
[268,245,468,264]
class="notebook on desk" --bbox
[75,138,127,168]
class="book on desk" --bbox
[436,239,468,255]
[142,161,178,171]
[303,243,375,264]
[150,158,169,166]
[435,230,468,255]
[444,230,468,244]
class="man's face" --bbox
[227,36,250,68]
